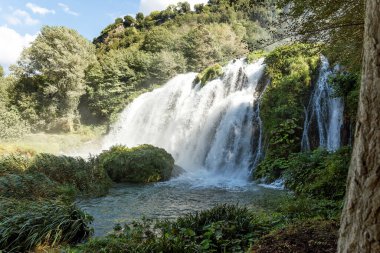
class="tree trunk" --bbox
[338,0,380,252]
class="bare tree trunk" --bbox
[338,0,380,252]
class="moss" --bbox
[247,50,268,63]
[253,220,339,253]
[98,144,174,183]
[193,64,224,86]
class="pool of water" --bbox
[77,172,286,237]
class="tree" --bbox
[85,48,152,122]
[280,0,365,72]
[177,2,191,14]
[141,27,176,53]
[0,66,4,78]
[123,15,136,27]
[12,26,96,132]
[149,50,187,83]
[338,0,380,252]
[182,24,247,71]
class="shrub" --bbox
[98,144,174,183]
[0,198,93,252]
[28,154,112,196]
[284,147,351,200]
[0,107,30,140]
[193,64,223,86]
[255,147,351,200]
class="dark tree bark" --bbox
[338,0,380,252]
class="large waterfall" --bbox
[302,56,344,151]
[102,59,266,184]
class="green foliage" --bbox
[149,50,187,83]
[0,76,31,139]
[98,145,174,183]
[0,172,76,202]
[141,27,177,53]
[28,154,112,196]
[0,107,30,140]
[11,26,96,132]
[280,0,364,72]
[194,64,224,86]
[275,196,342,220]
[247,50,268,63]
[182,24,248,71]
[0,155,30,176]
[0,198,92,252]
[261,43,320,157]
[85,48,152,123]
[72,205,284,253]
[329,71,360,120]
[256,147,352,200]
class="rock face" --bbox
[98,144,175,183]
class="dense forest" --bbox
[0,0,374,252]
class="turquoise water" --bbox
[77,176,285,237]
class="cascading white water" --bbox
[102,59,266,185]
[302,56,344,151]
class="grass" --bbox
[0,125,106,156]
[0,198,93,252]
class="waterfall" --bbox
[302,56,344,152]
[102,59,266,182]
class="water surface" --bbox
[78,173,286,237]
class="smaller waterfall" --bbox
[302,56,344,152]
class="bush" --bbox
[194,64,223,86]
[98,144,174,183]
[284,147,351,200]
[0,107,30,140]
[255,147,351,200]
[28,154,112,196]
[0,198,93,252]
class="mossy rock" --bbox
[247,50,268,63]
[99,144,174,183]
[193,64,223,86]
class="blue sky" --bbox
[0,0,207,71]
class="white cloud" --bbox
[139,0,208,15]
[0,26,37,72]
[26,2,55,15]
[58,3,79,16]
[4,9,39,26]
